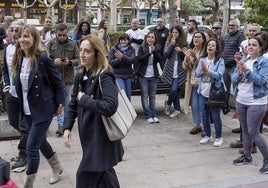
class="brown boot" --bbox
[47,153,63,184]
[24,173,37,188]
[189,125,202,134]
[230,140,243,148]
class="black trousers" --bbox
[5,92,28,158]
[76,168,120,188]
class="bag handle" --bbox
[99,70,119,94]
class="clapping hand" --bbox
[115,50,123,60]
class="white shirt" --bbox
[5,44,17,97]
[126,28,145,56]
[237,58,267,105]
[20,57,31,115]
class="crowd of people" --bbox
[1,15,268,187]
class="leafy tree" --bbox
[200,0,223,23]
[180,0,202,19]
[243,0,268,27]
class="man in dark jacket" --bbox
[222,20,245,111]
[0,26,6,50]
[46,23,79,136]
[152,18,169,55]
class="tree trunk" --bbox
[168,0,177,28]
[77,0,87,21]
[222,0,229,35]
[110,0,117,31]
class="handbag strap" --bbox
[99,70,119,94]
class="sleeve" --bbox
[69,43,79,66]
[2,49,10,91]
[108,47,121,67]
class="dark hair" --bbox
[142,31,158,47]
[188,19,198,28]
[248,36,265,55]
[200,38,222,64]
[189,31,207,49]
[56,23,67,31]
[118,33,130,43]
[167,25,187,48]
[259,32,268,52]
[98,20,107,30]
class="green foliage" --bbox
[244,0,268,26]
[86,10,95,24]
[181,0,202,16]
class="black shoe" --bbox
[56,126,64,136]
[232,127,241,134]
[11,157,27,173]
[222,106,231,115]
[233,154,253,166]
[260,160,268,174]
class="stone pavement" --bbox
[1,94,268,188]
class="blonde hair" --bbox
[79,34,112,76]
[12,25,46,75]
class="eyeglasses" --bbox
[57,34,67,37]
[228,24,237,27]
[212,27,221,30]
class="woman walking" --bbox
[12,25,65,187]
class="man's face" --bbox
[187,22,195,33]
[212,23,222,36]
[131,20,139,29]
[44,18,52,29]
[248,25,260,37]
[156,19,164,28]
[228,21,239,34]
[56,29,68,43]
[9,25,20,41]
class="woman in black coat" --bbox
[63,34,124,188]
[108,33,136,101]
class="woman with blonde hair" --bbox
[63,34,124,187]
[12,25,65,187]
[98,19,110,52]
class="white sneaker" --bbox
[200,136,212,144]
[147,118,154,123]
[169,110,180,119]
[213,137,223,147]
[164,101,171,115]
[153,117,159,123]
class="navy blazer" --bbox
[15,52,65,123]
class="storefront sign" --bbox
[12,3,23,7]
[63,4,74,9]
[0,3,5,7]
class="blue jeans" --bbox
[25,115,54,175]
[5,92,28,158]
[57,84,72,127]
[199,94,223,138]
[116,77,132,101]
[167,78,180,111]
[190,86,201,125]
[138,76,158,119]
[236,102,268,159]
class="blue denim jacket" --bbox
[231,55,268,99]
[196,57,226,94]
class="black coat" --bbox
[64,70,124,172]
[15,52,66,123]
[108,44,136,79]
[136,44,162,78]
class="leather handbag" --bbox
[99,71,137,141]
[207,80,227,108]
[190,67,200,86]
[207,60,227,108]
[0,157,10,186]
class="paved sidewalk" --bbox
[1,94,268,188]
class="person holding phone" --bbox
[46,23,79,136]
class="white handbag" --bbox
[99,72,137,141]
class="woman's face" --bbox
[206,40,217,55]
[79,40,97,71]
[146,33,156,46]
[18,30,34,55]
[172,29,180,39]
[81,23,89,32]
[103,21,108,29]
[193,33,204,47]
[119,38,129,47]
[247,38,262,57]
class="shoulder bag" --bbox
[99,71,137,141]
[207,61,227,108]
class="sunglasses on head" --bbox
[10,29,19,33]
